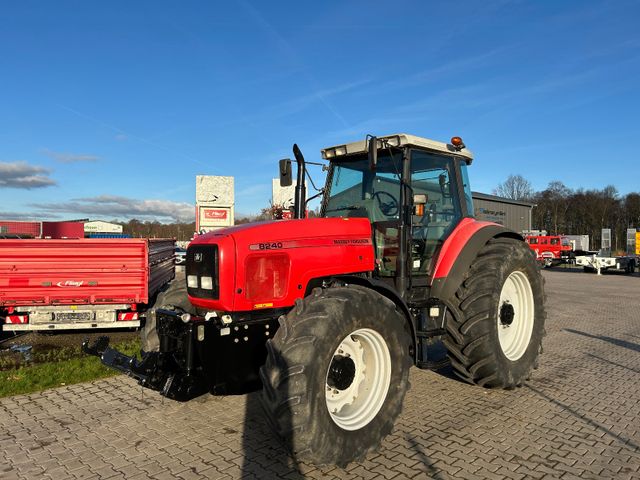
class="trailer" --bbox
[575,254,636,274]
[574,228,637,275]
[0,238,175,331]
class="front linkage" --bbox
[83,308,277,400]
[82,309,209,401]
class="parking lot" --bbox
[1,269,639,479]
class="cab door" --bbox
[409,151,464,278]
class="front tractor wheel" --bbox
[259,285,412,466]
[444,237,546,388]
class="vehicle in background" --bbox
[575,254,636,274]
[575,228,637,275]
[525,234,572,267]
[0,238,175,332]
[174,246,187,265]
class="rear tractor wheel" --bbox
[444,237,546,388]
[260,285,412,466]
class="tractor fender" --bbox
[430,219,522,303]
[327,275,418,361]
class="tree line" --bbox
[495,175,640,252]
[120,219,196,241]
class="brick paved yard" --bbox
[1,269,639,479]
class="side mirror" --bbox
[368,136,377,172]
[279,159,292,187]
[439,173,451,197]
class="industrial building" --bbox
[0,220,84,238]
[471,192,535,233]
[0,220,127,238]
[84,220,123,235]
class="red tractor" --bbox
[85,134,545,466]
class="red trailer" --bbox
[0,238,175,331]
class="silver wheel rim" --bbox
[497,271,535,361]
[325,328,391,431]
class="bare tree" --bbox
[493,174,534,201]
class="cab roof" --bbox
[321,133,474,164]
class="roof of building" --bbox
[472,191,536,207]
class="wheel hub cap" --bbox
[327,355,356,391]
[500,302,515,326]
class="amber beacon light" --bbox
[450,136,465,150]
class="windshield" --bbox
[323,152,402,223]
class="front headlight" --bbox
[187,275,198,288]
[200,276,214,290]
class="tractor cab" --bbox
[319,134,474,291]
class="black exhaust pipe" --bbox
[292,143,306,219]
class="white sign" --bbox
[195,175,235,232]
[272,179,296,209]
[196,176,234,205]
[198,206,233,228]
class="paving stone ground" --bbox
[1,269,640,479]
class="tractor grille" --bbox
[186,244,219,299]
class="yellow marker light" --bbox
[254,302,274,309]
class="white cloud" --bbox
[0,211,61,220]
[0,161,56,189]
[30,195,195,223]
[42,149,100,163]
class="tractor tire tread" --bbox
[444,237,546,389]
[259,284,412,467]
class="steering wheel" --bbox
[372,191,399,217]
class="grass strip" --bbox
[0,339,140,399]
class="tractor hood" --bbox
[187,218,376,312]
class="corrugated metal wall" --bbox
[472,195,532,233]
[0,221,41,237]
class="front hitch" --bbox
[82,336,163,387]
[82,310,210,401]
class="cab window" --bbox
[324,153,401,223]
[411,150,462,274]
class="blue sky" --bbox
[1,0,639,222]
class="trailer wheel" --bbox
[259,285,412,466]
[444,237,545,388]
[625,260,635,274]
[141,278,195,352]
